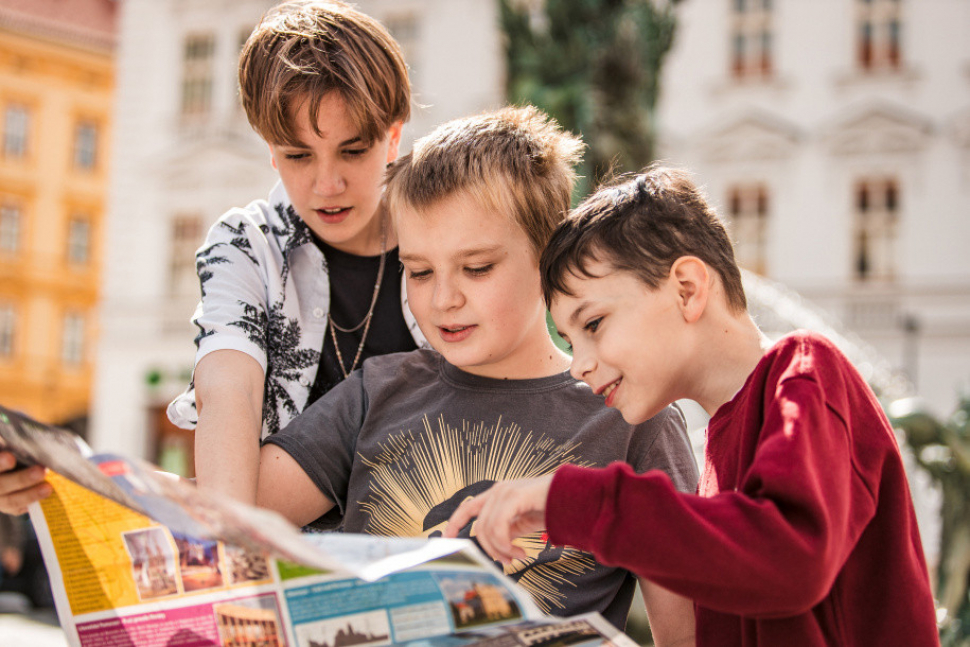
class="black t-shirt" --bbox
[307,237,417,404]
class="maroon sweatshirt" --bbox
[547,331,938,646]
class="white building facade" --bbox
[656,0,970,419]
[93,0,969,470]
[90,0,504,464]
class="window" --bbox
[727,183,769,274]
[170,214,203,297]
[0,203,20,253]
[853,178,899,281]
[181,33,216,116]
[67,217,91,265]
[730,0,772,79]
[3,105,29,158]
[61,312,85,366]
[856,0,902,71]
[0,305,14,358]
[74,122,98,170]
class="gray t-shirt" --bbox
[265,349,698,629]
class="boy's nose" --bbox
[432,277,464,311]
[569,349,593,382]
[313,164,346,196]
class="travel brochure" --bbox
[0,404,636,647]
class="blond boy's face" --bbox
[550,262,691,424]
[269,92,402,255]
[397,193,553,379]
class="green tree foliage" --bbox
[891,395,970,645]
[500,0,679,194]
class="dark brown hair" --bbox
[385,105,584,259]
[239,0,410,146]
[540,165,747,312]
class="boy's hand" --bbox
[0,451,51,515]
[443,474,555,565]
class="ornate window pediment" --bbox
[699,111,800,162]
[159,138,268,191]
[824,103,932,156]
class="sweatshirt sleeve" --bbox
[545,376,877,618]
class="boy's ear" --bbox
[386,121,403,163]
[669,256,709,324]
[269,144,278,171]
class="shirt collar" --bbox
[268,181,314,257]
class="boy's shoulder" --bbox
[359,348,441,389]
[362,347,438,371]
[763,330,847,382]
[759,330,883,425]
[205,181,310,254]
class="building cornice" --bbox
[0,6,115,55]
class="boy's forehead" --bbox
[547,261,630,319]
[395,191,525,245]
[280,92,370,145]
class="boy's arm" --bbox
[544,378,873,617]
[194,349,265,505]
[639,577,695,647]
[451,378,875,617]
[256,444,335,527]
[255,367,368,527]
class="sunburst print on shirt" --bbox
[358,413,599,615]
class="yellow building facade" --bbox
[0,1,115,428]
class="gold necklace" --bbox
[328,218,387,378]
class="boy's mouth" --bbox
[315,207,352,223]
[601,378,621,406]
[438,325,476,343]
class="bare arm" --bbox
[256,444,335,526]
[194,349,265,504]
[639,577,695,647]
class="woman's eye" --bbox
[407,269,431,280]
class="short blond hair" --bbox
[385,106,584,259]
[239,0,410,146]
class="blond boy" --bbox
[255,110,697,641]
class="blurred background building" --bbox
[1,0,964,545]
[656,0,970,420]
[0,0,116,431]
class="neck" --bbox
[691,312,770,417]
[459,327,571,381]
[332,204,391,257]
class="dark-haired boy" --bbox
[446,166,939,646]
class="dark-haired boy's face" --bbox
[550,262,690,424]
[269,92,401,255]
